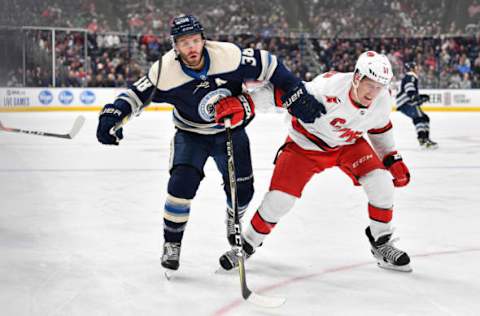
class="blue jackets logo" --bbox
[198,88,231,122]
[38,90,53,105]
[59,90,74,105]
[80,90,95,104]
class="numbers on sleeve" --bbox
[241,48,257,66]
[133,76,153,92]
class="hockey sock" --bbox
[163,194,191,242]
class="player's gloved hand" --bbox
[281,83,326,124]
[413,94,430,105]
[96,101,131,145]
[383,151,410,187]
[214,93,255,126]
[419,94,430,103]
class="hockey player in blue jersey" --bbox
[96,14,325,273]
[396,61,438,149]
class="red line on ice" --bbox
[212,247,480,316]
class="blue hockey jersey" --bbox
[114,41,300,134]
[396,72,419,107]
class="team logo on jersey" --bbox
[193,81,210,94]
[215,78,227,87]
[325,96,339,104]
[198,88,231,122]
[330,117,363,142]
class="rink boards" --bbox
[1,87,480,112]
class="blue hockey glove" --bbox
[96,101,131,145]
[281,83,326,124]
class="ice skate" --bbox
[219,239,255,271]
[365,227,412,272]
[162,242,181,279]
[419,138,439,150]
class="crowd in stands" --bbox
[2,0,480,88]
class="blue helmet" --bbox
[404,61,417,72]
[170,14,204,42]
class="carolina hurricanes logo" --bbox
[330,118,363,142]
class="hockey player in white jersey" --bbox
[218,51,413,272]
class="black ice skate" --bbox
[161,242,181,272]
[419,138,439,150]
[365,227,412,272]
[219,239,255,271]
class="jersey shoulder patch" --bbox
[205,41,242,76]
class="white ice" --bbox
[1,111,480,316]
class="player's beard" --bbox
[181,49,204,70]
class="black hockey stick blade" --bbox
[0,115,85,139]
[237,255,286,307]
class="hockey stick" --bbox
[224,118,286,308]
[0,115,85,139]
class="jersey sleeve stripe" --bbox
[257,50,270,81]
[291,117,340,152]
[265,55,278,81]
[123,89,144,114]
[368,121,393,134]
[257,50,278,81]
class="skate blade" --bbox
[214,266,237,274]
[164,268,177,280]
[420,144,439,150]
[377,260,412,272]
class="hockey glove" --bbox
[419,94,430,104]
[383,151,410,187]
[96,101,132,145]
[413,94,430,105]
[281,83,326,124]
[214,93,255,126]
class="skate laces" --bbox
[377,236,405,261]
[164,243,181,260]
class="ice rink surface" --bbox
[1,111,480,315]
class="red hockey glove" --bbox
[214,93,255,126]
[383,151,410,187]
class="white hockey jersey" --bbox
[251,71,397,159]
